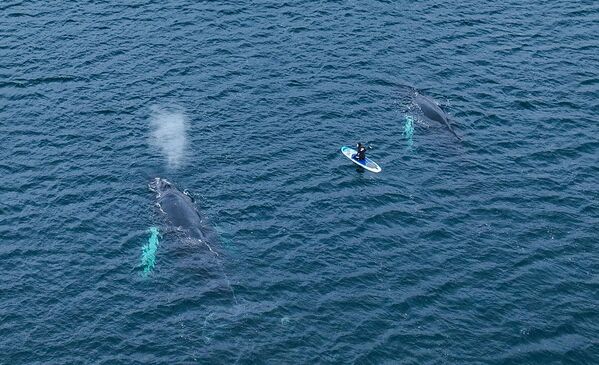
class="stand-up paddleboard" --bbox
[341,146,382,173]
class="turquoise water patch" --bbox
[404,115,414,148]
[140,227,160,276]
[213,223,237,253]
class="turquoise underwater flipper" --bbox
[404,115,414,148]
[141,227,160,276]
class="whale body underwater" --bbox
[149,177,217,252]
[414,93,461,140]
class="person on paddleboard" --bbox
[354,143,367,161]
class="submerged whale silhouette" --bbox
[149,178,217,253]
[414,93,461,140]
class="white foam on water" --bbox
[149,106,188,169]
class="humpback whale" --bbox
[149,177,217,253]
[414,93,461,140]
[147,178,237,302]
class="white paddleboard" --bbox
[341,146,382,173]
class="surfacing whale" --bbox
[149,177,217,253]
[414,93,461,141]
[148,177,237,302]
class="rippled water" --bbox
[1,0,598,363]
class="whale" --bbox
[147,178,237,301]
[414,93,461,140]
[149,177,217,253]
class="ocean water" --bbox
[1,0,598,363]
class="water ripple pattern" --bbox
[1,0,597,363]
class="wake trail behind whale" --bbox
[149,106,188,169]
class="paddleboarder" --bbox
[354,143,367,161]
[340,145,381,173]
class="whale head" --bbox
[149,177,174,195]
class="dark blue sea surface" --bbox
[1,0,598,363]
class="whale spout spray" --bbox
[149,106,188,169]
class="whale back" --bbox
[414,94,461,140]
[415,94,447,123]
[159,190,204,238]
[151,178,206,240]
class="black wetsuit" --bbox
[355,144,367,160]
